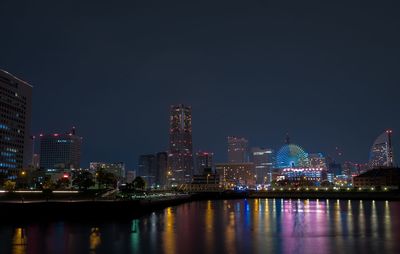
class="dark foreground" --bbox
[1,199,399,254]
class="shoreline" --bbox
[1,190,399,221]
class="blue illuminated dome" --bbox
[276,144,309,168]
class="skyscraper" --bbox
[369,130,394,168]
[195,151,214,174]
[227,136,248,163]
[168,104,193,185]
[0,69,32,177]
[39,127,82,170]
[250,147,274,184]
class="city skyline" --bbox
[1,1,400,170]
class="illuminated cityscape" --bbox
[1,1,400,253]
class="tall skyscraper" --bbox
[250,147,274,184]
[227,136,248,163]
[168,104,193,185]
[195,151,214,174]
[0,70,32,177]
[369,130,395,168]
[39,127,82,170]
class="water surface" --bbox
[1,199,400,254]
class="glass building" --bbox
[0,69,32,177]
[369,130,394,168]
[227,136,248,163]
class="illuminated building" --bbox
[39,127,82,171]
[308,153,327,169]
[227,136,248,163]
[280,167,326,185]
[369,130,394,168]
[276,143,309,168]
[250,147,274,184]
[195,151,213,175]
[168,104,193,185]
[89,162,126,179]
[0,69,32,177]
[215,162,255,188]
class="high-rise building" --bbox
[250,147,274,184]
[138,152,168,188]
[168,104,193,185]
[369,130,394,168]
[0,69,32,177]
[89,162,126,179]
[39,127,82,171]
[195,151,213,174]
[227,136,248,163]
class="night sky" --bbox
[1,0,399,169]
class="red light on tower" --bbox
[63,174,69,178]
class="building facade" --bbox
[250,147,274,184]
[215,162,255,188]
[227,136,248,163]
[138,152,168,188]
[369,130,394,168]
[168,104,193,185]
[39,127,82,171]
[0,70,32,177]
[195,151,213,175]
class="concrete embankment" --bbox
[0,194,190,220]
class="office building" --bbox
[39,127,81,171]
[369,130,394,168]
[227,136,248,163]
[250,147,274,184]
[195,151,213,175]
[168,104,193,185]
[215,162,255,188]
[0,69,32,177]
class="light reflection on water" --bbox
[0,199,399,254]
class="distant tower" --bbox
[168,104,193,185]
[369,130,395,168]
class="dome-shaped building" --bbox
[276,144,309,168]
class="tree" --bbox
[4,180,16,192]
[42,176,55,190]
[133,176,146,190]
[96,169,117,189]
[56,177,70,189]
[73,171,95,190]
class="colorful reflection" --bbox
[0,199,398,254]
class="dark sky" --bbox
[1,0,399,169]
